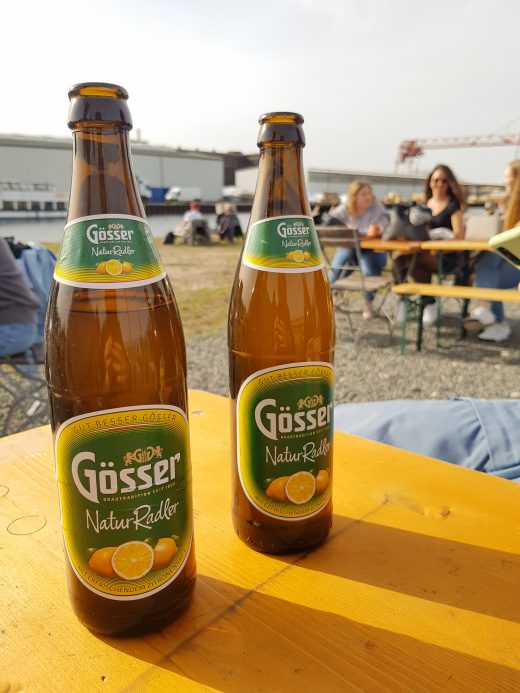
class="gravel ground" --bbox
[2,294,520,437]
[188,296,520,402]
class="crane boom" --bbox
[396,134,520,166]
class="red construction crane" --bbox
[396,133,520,169]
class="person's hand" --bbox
[367,224,381,238]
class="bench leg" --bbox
[416,298,426,351]
[400,296,410,355]
[436,299,441,349]
[460,298,470,339]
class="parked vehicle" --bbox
[164,186,202,203]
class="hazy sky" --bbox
[3,0,520,183]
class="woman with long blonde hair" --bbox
[464,159,520,341]
[328,180,389,319]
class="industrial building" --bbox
[235,166,503,205]
[0,134,503,213]
[0,134,224,204]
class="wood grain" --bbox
[1,390,519,692]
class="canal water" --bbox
[0,212,252,245]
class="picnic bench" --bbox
[315,227,415,339]
[392,282,520,353]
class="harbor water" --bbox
[0,212,252,245]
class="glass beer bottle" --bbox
[228,112,335,553]
[45,83,196,635]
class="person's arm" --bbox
[367,206,390,237]
[451,209,465,239]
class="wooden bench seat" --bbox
[392,282,520,304]
[391,282,520,352]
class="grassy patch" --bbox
[175,285,231,339]
[41,239,239,340]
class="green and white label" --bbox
[55,405,192,600]
[237,362,333,519]
[54,214,166,289]
[243,215,324,272]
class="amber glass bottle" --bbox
[45,83,196,635]
[228,112,335,554]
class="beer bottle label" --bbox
[236,362,333,519]
[54,214,166,288]
[55,405,193,600]
[243,215,324,272]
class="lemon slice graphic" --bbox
[105,259,123,276]
[292,250,305,263]
[285,471,316,504]
[111,540,154,581]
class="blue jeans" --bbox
[0,322,37,357]
[475,252,520,322]
[328,248,387,301]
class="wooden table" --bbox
[2,390,520,691]
[360,238,422,253]
[420,239,491,253]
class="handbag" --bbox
[383,203,431,241]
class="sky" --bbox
[3,0,520,184]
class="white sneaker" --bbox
[422,302,438,326]
[478,323,511,342]
[464,305,495,331]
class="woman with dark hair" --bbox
[395,163,466,325]
[424,163,466,238]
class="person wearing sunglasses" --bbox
[395,164,466,325]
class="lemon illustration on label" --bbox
[285,471,316,504]
[96,261,107,274]
[266,476,290,502]
[88,546,117,577]
[122,261,133,274]
[111,541,154,581]
[292,250,305,263]
[315,469,329,495]
[105,259,123,276]
[152,537,179,570]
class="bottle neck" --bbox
[250,144,310,224]
[67,126,144,221]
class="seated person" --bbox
[0,237,40,358]
[183,199,204,225]
[393,164,466,326]
[464,160,520,342]
[328,180,389,320]
[179,200,211,244]
[217,203,243,242]
[335,398,520,483]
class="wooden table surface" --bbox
[2,390,520,692]
[420,239,491,252]
[360,238,422,253]
[392,282,520,303]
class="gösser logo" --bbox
[86,223,135,245]
[276,220,310,239]
[71,450,180,503]
[254,398,333,441]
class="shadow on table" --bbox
[278,512,520,624]
[102,514,520,691]
[102,572,519,692]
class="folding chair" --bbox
[315,225,393,340]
